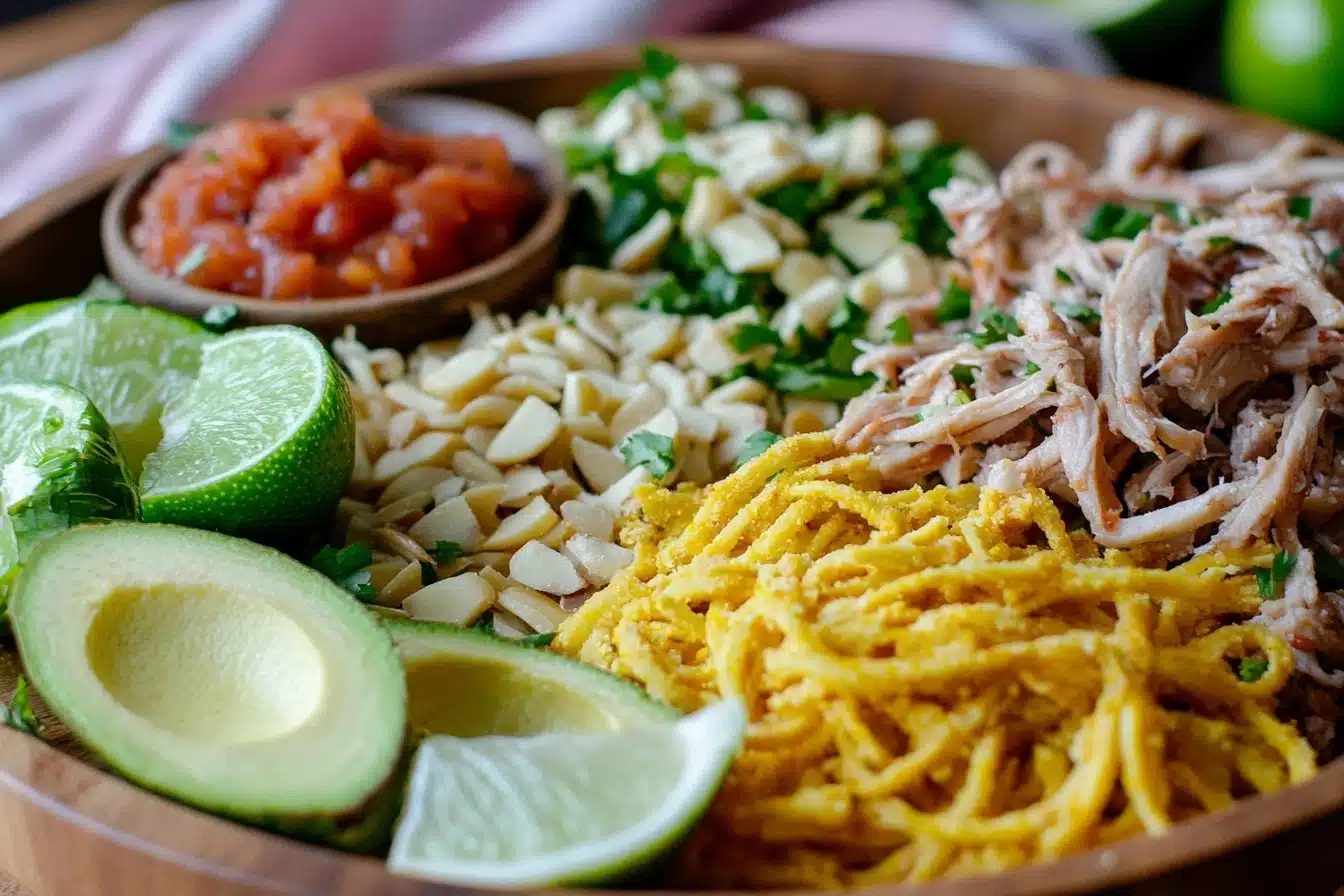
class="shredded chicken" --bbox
[839,108,1344,673]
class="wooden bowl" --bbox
[100,93,568,346]
[0,36,1343,896]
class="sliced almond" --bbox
[366,559,410,594]
[598,467,653,512]
[555,327,616,374]
[560,500,615,541]
[545,470,584,505]
[493,374,563,404]
[680,439,715,483]
[371,490,433,527]
[486,396,563,466]
[384,380,448,418]
[476,565,515,590]
[385,409,423,451]
[431,475,467,505]
[375,561,423,608]
[451,450,504,484]
[562,534,636,585]
[496,584,570,633]
[555,265,638,307]
[673,406,720,442]
[351,435,373,488]
[462,426,499,457]
[704,377,769,407]
[419,347,502,407]
[372,526,434,564]
[463,483,510,534]
[459,394,521,427]
[609,384,667,443]
[610,208,674,273]
[501,465,551,508]
[480,496,560,551]
[561,372,606,419]
[372,432,463,484]
[504,354,570,389]
[508,541,585,596]
[562,414,609,444]
[572,435,630,493]
[489,607,534,640]
[379,465,452,508]
[403,573,496,625]
[537,433,573,471]
[622,315,683,360]
[408,496,483,551]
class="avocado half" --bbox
[8,522,407,843]
[385,618,678,737]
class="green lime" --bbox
[387,698,746,888]
[0,381,139,583]
[1225,0,1344,136]
[0,300,210,472]
[139,326,354,541]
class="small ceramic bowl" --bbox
[101,93,568,346]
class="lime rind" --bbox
[387,698,746,888]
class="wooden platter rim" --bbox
[0,35,1341,896]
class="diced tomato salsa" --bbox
[131,91,536,299]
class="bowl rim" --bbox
[98,91,569,319]
[0,34,1341,896]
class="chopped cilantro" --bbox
[519,632,557,648]
[1083,202,1152,241]
[764,365,877,401]
[200,302,239,332]
[311,544,375,602]
[1158,200,1187,224]
[1237,656,1270,683]
[1288,196,1313,220]
[887,315,914,344]
[660,119,687,141]
[434,540,465,565]
[698,268,768,316]
[934,282,974,323]
[602,176,659,250]
[640,44,680,80]
[472,612,495,634]
[563,140,614,175]
[1199,291,1233,315]
[618,431,676,480]
[1,677,40,737]
[1207,236,1236,250]
[638,274,693,314]
[735,431,783,468]
[950,364,976,388]
[963,308,1021,348]
[1255,550,1296,600]
[732,324,781,352]
[827,299,868,335]
[201,149,221,163]
[825,334,862,373]
[1329,247,1342,267]
[1055,302,1102,325]
[165,119,206,151]
[1054,267,1074,284]
[743,101,772,121]
[419,561,437,588]
[174,243,210,278]
[757,174,841,226]
[949,389,972,406]
[1024,361,1042,376]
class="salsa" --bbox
[131,91,536,299]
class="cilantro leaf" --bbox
[1329,247,1342,267]
[1256,550,1297,600]
[618,431,676,480]
[1207,236,1236,250]
[201,302,239,333]
[743,101,772,121]
[519,632,557,648]
[419,561,437,588]
[165,119,207,151]
[765,365,877,401]
[311,544,376,602]
[732,324,781,352]
[1199,290,1233,315]
[201,149,221,164]
[1055,302,1101,325]
[827,299,868,335]
[472,612,495,634]
[887,315,914,344]
[962,308,1021,348]
[735,431,782,468]
[1023,361,1042,375]
[563,140,614,175]
[950,364,976,388]
[1083,202,1151,241]
[1,677,40,737]
[1288,196,1312,220]
[640,44,679,80]
[1054,267,1074,284]
[434,541,465,565]
[934,282,974,323]
[1237,656,1270,683]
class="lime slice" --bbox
[1225,0,1344,136]
[389,698,745,888]
[0,381,139,582]
[140,326,354,541]
[0,300,210,472]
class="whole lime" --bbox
[1225,0,1344,136]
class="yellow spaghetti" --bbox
[555,432,1317,889]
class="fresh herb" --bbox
[563,140,614,175]
[1158,200,1187,224]
[1207,236,1236,250]
[1055,302,1102,326]
[1237,656,1270,683]
[1288,196,1313,220]
[637,274,692,314]
[174,243,210,278]
[732,324,782,352]
[827,299,868,335]
[200,302,239,332]
[415,561,435,588]
[1255,550,1297,600]
[165,119,207,151]
[1054,267,1074,284]
[887,315,914,344]
[1,677,40,737]
[743,101,772,121]
[1314,546,1344,591]
[756,172,841,226]
[433,540,465,565]
[75,275,126,303]
[1329,247,1342,267]
[698,267,769,316]
[640,44,680,80]
[825,334,862,373]
[1199,290,1233,315]
[949,389,972,406]
[618,431,676,480]
[519,631,557,648]
[1083,202,1152,241]
[311,544,376,602]
[764,365,876,401]
[950,364,976,388]
[1024,361,1042,376]
[602,176,660,249]
[934,282,974,323]
[660,119,687,141]
[963,308,1021,348]
[472,612,495,634]
[735,431,782,469]
[201,149,221,163]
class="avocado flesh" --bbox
[384,618,678,737]
[8,522,408,837]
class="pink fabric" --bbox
[0,0,1108,215]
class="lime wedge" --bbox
[0,300,210,472]
[1225,0,1344,136]
[0,381,139,582]
[140,326,354,541]
[388,698,746,888]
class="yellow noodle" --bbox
[554,434,1317,888]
